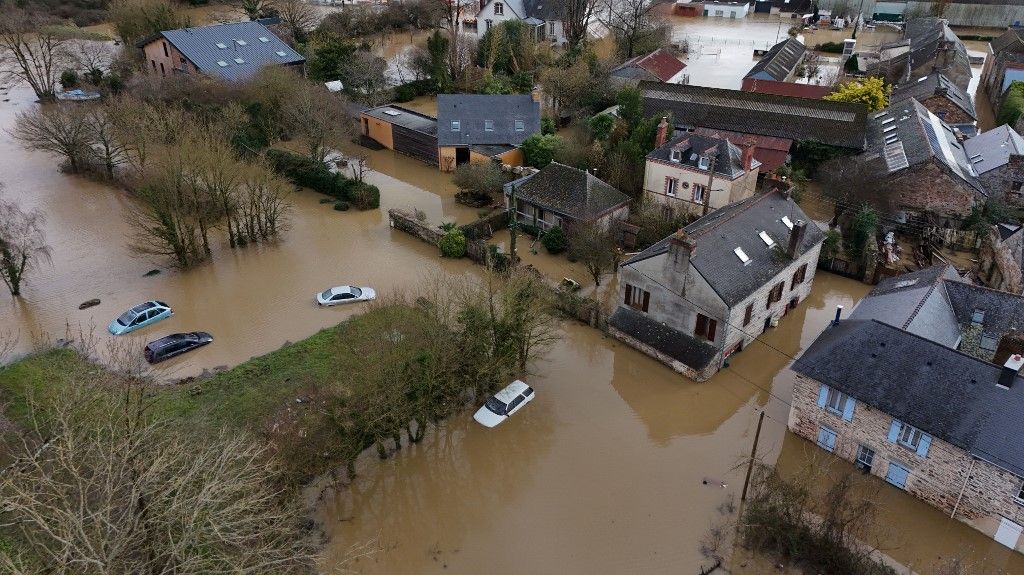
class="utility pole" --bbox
[508,183,518,264]
[702,152,717,217]
[852,0,866,39]
[741,410,766,501]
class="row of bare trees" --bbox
[0,186,50,297]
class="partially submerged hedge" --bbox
[266,149,379,210]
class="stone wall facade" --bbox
[978,155,1024,208]
[789,373,1024,552]
[890,160,981,219]
[978,225,1024,294]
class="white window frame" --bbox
[514,119,525,131]
[897,422,923,450]
[856,444,875,470]
[817,426,838,452]
[1015,480,1024,505]
[698,156,711,170]
[451,120,461,132]
[494,2,504,15]
[824,388,847,415]
[692,183,706,203]
[484,119,495,132]
[665,177,678,196]
[549,21,556,36]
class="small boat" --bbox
[56,89,101,101]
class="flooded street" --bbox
[3,12,1023,575]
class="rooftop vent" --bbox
[216,60,229,67]
[734,247,750,264]
[383,109,401,117]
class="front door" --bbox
[455,147,470,166]
[885,462,909,489]
[995,517,1023,549]
[763,315,772,333]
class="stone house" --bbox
[436,94,541,172]
[503,162,630,231]
[790,266,1024,552]
[978,223,1024,295]
[981,28,1024,120]
[609,190,824,381]
[856,98,983,220]
[642,121,760,218]
[964,124,1024,207]
[474,0,567,46]
[138,21,304,81]
[889,71,977,130]
[863,17,972,92]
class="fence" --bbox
[924,227,982,251]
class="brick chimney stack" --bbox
[655,116,670,149]
[787,219,807,259]
[741,142,755,172]
[664,229,696,294]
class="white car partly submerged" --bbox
[473,380,535,428]
[316,286,376,306]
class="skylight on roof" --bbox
[758,231,775,247]
[881,117,895,125]
[217,60,229,67]
[236,39,248,46]
[883,125,897,133]
[233,57,244,64]
[276,51,287,57]
[734,247,750,264]
[873,111,890,119]
[383,109,401,117]
[894,279,919,288]
[216,42,227,49]
[917,76,928,82]
[781,216,793,230]
[259,37,270,42]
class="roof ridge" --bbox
[688,191,776,239]
[902,266,951,328]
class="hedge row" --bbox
[998,81,1024,128]
[266,149,380,210]
[393,79,436,103]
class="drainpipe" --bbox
[950,457,976,520]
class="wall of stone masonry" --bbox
[890,161,980,219]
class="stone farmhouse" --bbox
[790,265,1024,552]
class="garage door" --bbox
[995,517,1023,549]
[393,125,438,165]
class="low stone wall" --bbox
[389,208,444,245]
[461,210,509,240]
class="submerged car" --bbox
[108,301,173,335]
[144,332,213,364]
[473,380,535,428]
[316,286,376,306]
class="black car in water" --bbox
[144,332,213,364]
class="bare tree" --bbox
[563,0,599,53]
[281,82,351,163]
[568,222,618,286]
[109,0,188,47]
[0,189,51,297]
[0,9,68,102]
[82,104,130,179]
[340,51,390,105]
[600,0,661,59]
[11,105,93,173]
[69,40,116,85]
[423,0,471,82]
[0,378,318,575]
[272,0,318,39]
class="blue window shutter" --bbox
[817,427,827,445]
[816,384,828,408]
[916,433,932,458]
[887,420,900,443]
[842,397,855,421]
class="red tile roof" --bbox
[629,48,687,83]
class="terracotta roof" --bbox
[613,48,686,83]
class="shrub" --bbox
[333,200,350,211]
[104,73,125,94]
[265,149,347,198]
[349,182,380,210]
[521,133,562,168]
[541,226,568,254]
[453,162,506,194]
[541,116,556,135]
[816,41,845,53]
[60,69,79,89]
[998,81,1024,127]
[439,227,467,258]
[319,198,334,204]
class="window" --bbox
[695,313,717,342]
[484,119,494,131]
[824,387,848,415]
[217,61,229,67]
[159,62,165,76]
[162,41,168,57]
[236,39,247,46]
[624,284,650,312]
[493,2,504,15]
[669,149,682,162]
[216,42,227,49]
[886,462,909,489]
[766,282,784,308]
[714,9,724,16]
[1016,481,1024,504]
[665,177,678,196]
[233,57,244,64]
[972,308,985,324]
[692,183,706,203]
[485,19,492,31]
[759,230,775,247]
[980,334,998,351]
[743,303,753,327]
[791,264,808,289]
[514,119,525,131]
[817,426,837,452]
[888,420,931,457]
[856,445,875,472]
[451,120,461,132]
[816,384,855,421]
[734,247,750,264]
[275,51,288,57]
[151,59,156,71]
[549,21,556,35]
[259,37,270,43]
[698,156,711,170]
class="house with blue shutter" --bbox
[788,265,1024,553]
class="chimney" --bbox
[741,142,755,172]
[531,86,542,103]
[664,229,696,293]
[655,116,669,149]
[832,305,844,326]
[998,354,1024,389]
[787,219,807,258]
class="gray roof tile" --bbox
[436,94,541,147]
[964,125,1024,175]
[646,134,755,178]
[744,38,805,81]
[155,21,303,81]
[504,162,630,221]
[890,71,976,121]
[609,306,718,369]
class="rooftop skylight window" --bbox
[734,247,750,264]
[759,231,775,247]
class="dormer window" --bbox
[485,119,494,131]
[669,149,682,162]
[494,2,504,15]
[451,121,461,132]
[972,309,985,324]
[698,156,710,170]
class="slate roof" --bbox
[890,72,976,121]
[998,222,1023,241]
[609,306,718,369]
[849,264,963,348]
[640,82,868,149]
[361,105,438,135]
[793,319,1024,477]
[991,28,1024,54]
[903,17,972,90]
[646,134,757,178]
[147,21,304,81]
[624,190,826,307]
[436,94,541,147]
[943,281,1024,339]
[865,99,983,193]
[523,0,563,21]
[611,48,687,83]
[744,38,805,82]
[964,125,1024,175]
[504,162,631,222]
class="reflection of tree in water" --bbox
[320,399,557,569]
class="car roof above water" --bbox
[146,332,198,349]
[494,380,529,403]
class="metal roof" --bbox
[361,105,438,135]
[153,21,304,81]
[436,94,540,147]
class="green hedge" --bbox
[393,79,435,103]
[265,149,379,210]
[815,41,845,54]
[998,81,1024,128]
